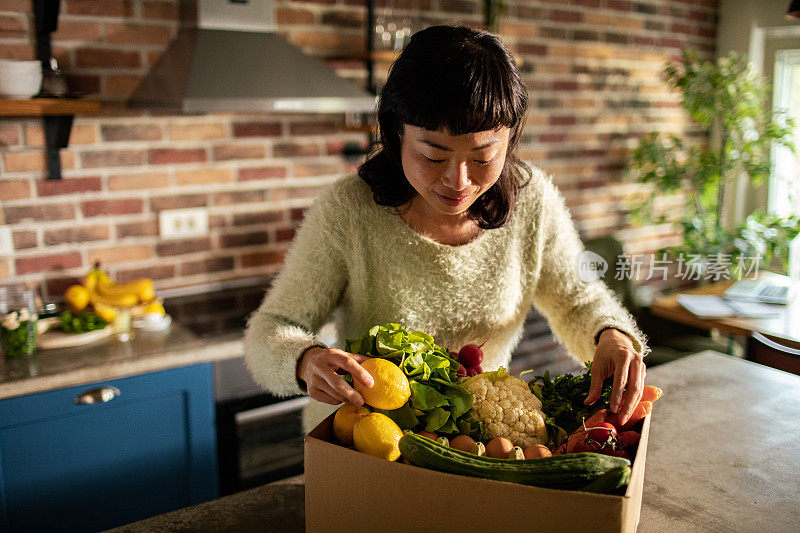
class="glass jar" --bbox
[0,288,38,358]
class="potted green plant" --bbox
[627,49,799,278]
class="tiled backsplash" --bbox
[0,0,718,298]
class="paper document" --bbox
[677,295,735,317]
[677,294,783,318]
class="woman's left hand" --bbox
[583,328,645,426]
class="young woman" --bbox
[244,25,649,433]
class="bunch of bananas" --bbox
[64,263,157,322]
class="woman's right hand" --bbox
[297,346,375,406]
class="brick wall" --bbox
[0,0,718,299]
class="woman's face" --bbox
[400,124,511,221]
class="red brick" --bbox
[149,148,207,165]
[44,225,110,246]
[238,166,287,181]
[277,7,316,25]
[214,190,267,206]
[220,231,270,248]
[88,244,151,265]
[606,0,633,10]
[64,0,133,16]
[168,123,226,141]
[16,252,82,274]
[4,204,75,224]
[320,10,364,27]
[13,230,37,250]
[66,74,101,95]
[101,124,163,142]
[175,168,234,185]
[75,48,140,68]
[293,162,342,177]
[0,43,35,60]
[81,150,145,168]
[233,122,282,137]
[52,19,103,41]
[116,264,175,282]
[105,22,172,45]
[291,208,307,221]
[233,210,284,226]
[0,124,21,146]
[37,176,102,196]
[289,121,338,136]
[150,194,207,212]
[108,171,170,191]
[142,1,180,19]
[116,220,159,238]
[274,142,320,157]
[439,0,478,13]
[0,0,34,11]
[156,238,212,257]
[0,14,25,36]
[180,257,235,276]
[550,9,582,22]
[549,115,578,126]
[241,250,286,268]
[276,228,296,242]
[26,123,96,146]
[213,143,266,161]
[106,75,143,96]
[82,199,144,218]
[0,179,30,200]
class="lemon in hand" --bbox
[353,358,411,410]
[353,412,403,461]
[333,403,372,446]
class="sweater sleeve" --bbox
[529,175,650,363]
[243,188,347,397]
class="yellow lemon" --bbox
[354,358,411,410]
[332,403,372,446]
[64,285,90,311]
[352,412,403,461]
[143,301,165,315]
[92,302,116,323]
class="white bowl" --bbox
[0,60,43,98]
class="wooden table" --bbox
[649,278,800,350]
[114,352,800,533]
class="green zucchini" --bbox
[399,434,630,490]
[578,465,631,495]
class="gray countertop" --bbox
[111,351,800,532]
[0,321,243,400]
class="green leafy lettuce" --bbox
[345,323,481,437]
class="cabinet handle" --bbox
[74,386,121,405]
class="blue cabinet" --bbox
[0,364,218,532]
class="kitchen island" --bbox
[109,350,800,532]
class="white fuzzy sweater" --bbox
[244,168,649,433]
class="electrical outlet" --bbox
[0,226,13,256]
[159,208,209,239]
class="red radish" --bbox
[466,365,482,377]
[587,422,617,444]
[456,364,468,378]
[458,341,486,368]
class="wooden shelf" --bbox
[0,98,101,117]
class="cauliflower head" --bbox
[463,367,548,448]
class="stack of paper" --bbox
[677,295,782,318]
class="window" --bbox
[769,49,800,217]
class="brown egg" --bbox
[485,437,514,458]
[449,435,476,452]
[523,444,553,459]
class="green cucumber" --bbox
[578,465,631,494]
[399,434,630,490]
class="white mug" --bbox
[0,60,43,98]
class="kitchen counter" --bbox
[111,351,800,532]
[0,321,243,400]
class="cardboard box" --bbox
[305,413,650,533]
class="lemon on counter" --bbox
[92,302,117,322]
[354,358,411,410]
[353,412,403,461]
[64,285,90,312]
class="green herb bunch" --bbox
[345,323,481,437]
[530,362,614,434]
[60,310,108,334]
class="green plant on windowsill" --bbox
[627,49,799,278]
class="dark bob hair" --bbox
[358,25,531,229]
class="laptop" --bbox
[723,276,796,305]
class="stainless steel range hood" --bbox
[129,0,376,114]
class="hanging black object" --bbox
[787,0,800,20]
